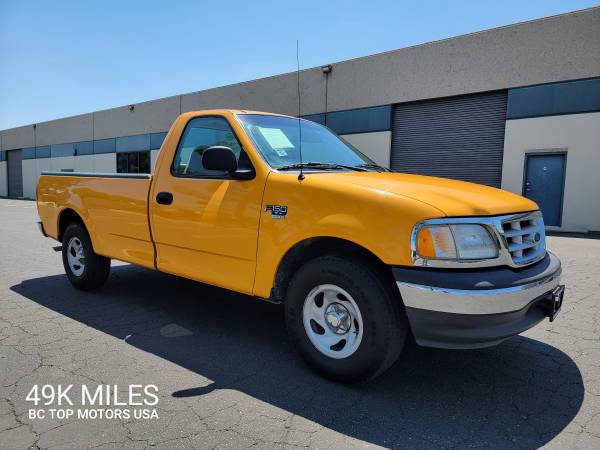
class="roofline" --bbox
[1,6,598,133]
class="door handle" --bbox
[156,192,173,205]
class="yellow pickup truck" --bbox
[36,109,564,382]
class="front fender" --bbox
[252,172,443,298]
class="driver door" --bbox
[150,115,264,295]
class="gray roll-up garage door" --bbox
[391,91,507,187]
[7,149,23,198]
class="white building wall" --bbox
[51,156,75,172]
[74,155,95,172]
[502,112,600,233]
[93,153,116,173]
[21,154,117,198]
[0,161,7,197]
[151,150,160,171]
[33,158,52,199]
[339,131,392,168]
[22,159,37,199]
[23,158,54,199]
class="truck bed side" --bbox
[37,172,155,269]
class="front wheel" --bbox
[62,223,111,291]
[285,256,407,383]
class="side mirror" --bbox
[202,146,237,172]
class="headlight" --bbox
[415,224,498,260]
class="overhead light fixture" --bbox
[321,64,332,74]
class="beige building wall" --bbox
[0,125,34,151]
[93,96,180,140]
[502,112,600,233]
[36,114,93,146]
[0,161,7,197]
[339,131,391,168]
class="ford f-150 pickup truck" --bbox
[36,109,565,382]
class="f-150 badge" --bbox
[266,205,287,219]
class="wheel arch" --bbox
[57,208,87,243]
[270,236,396,303]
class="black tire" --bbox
[285,255,407,383]
[62,223,110,291]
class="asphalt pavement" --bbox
[1,198,599,449]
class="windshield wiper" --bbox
[278,162,367,172]
[354,163,389,172]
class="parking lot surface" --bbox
[1,198,599,449]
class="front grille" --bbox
[501,212,546,266]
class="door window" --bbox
[172,116,243,178]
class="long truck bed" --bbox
[37,172,156,269]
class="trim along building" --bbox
[1,7,599,232]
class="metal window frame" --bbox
[170,114,249,181]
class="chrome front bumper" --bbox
[394,252,563,349]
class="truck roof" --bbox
[180,109,299,120]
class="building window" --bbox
[51,143,74,158]
[303,105,392,135]
[116,134,150,153]
[150,132,167,150]
[303,113,326,126]
[22,148,36,159]
[74,141,93,155]
[326,105,391,134]
[117,151,150,173]
[35,146,51,158]
[93,138,116,154]
[507,77,600,119]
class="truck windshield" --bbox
[237,114,379,171]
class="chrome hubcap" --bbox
[325,303,352,334]
[67,237,85,276]
[302,284,363,359]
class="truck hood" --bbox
[321,171,538,217]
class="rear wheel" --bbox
[285,256,407,383]
[62,223,110,290]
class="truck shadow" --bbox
[12,264,583,449]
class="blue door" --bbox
[524,153,565,226]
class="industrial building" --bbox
[1,7,599,232]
